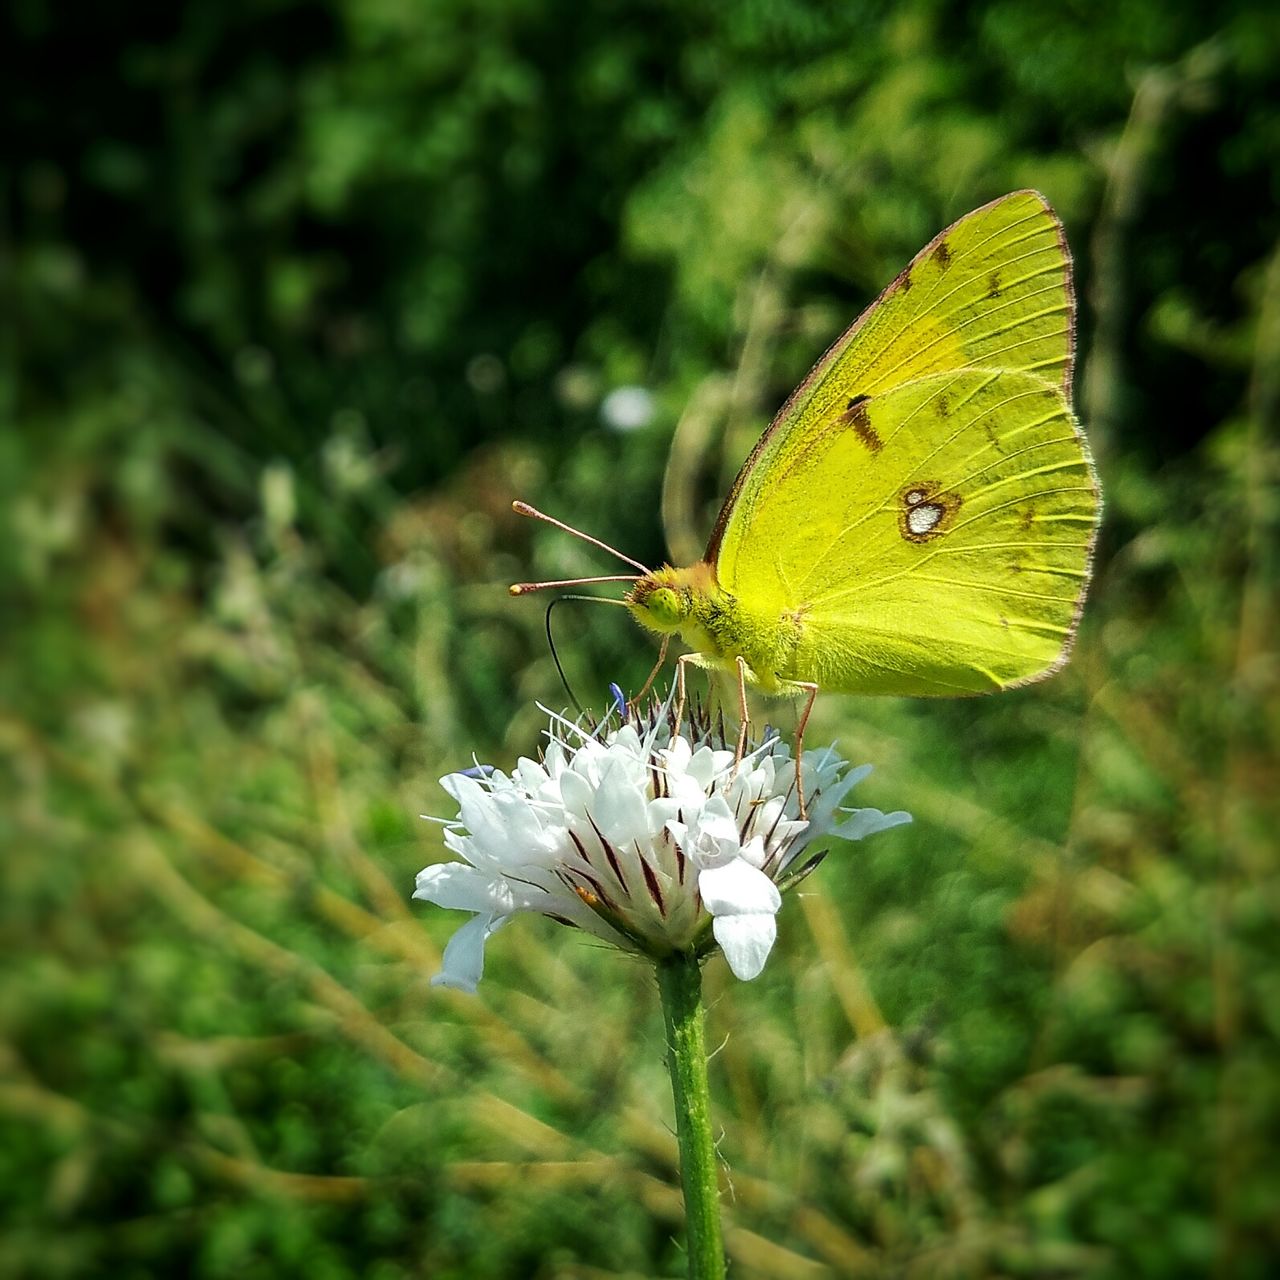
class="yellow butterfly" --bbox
[514,191,1100,792]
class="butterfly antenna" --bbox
[510,574,637,596]
[512,501,651,574]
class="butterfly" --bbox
[513,191,1100,804]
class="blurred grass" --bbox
[3,1,1280,1277]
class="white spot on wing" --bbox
[904,489,926,505]
[907,503,944,535]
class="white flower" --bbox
[414,693,911,991]
[600,385,656,432]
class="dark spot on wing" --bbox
[933,240,952,270]
[839,394,882,453]
[987,271,1002,298]
[1019,505,1036,530]
[898,481,962,543]
[895,266,913,293]
[936,392,951,418]
[983,421,1005,453]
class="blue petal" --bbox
[608,682,627,718]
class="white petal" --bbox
[661,736,692,774]
[688,807,743,867]
[441,774,509,855]
[543,740,567,777]
[431,912,506,992]
[755,794,787,833]
[713,912,777,980]
[646,796,682,839]
[698,858,781,917]
[558,766,594,819]
[515,756,550,791]
[414,862,519,913]
[833,807,913,840]
[686,745,721,789]
[805,763,874,829]
[844,762,873,786]
[573,739,607,787]
[594,756,649,845]
[442,828,470,857]
[739,835,767,870]
[667,770,711,810]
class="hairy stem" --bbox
[656,952,726,1280]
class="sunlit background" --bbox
[3,1,1278,1276]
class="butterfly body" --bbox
[624,191,1100,700]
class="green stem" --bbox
[656,952,726,1280]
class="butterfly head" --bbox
[622,565,701,634]
[625,564,715,636]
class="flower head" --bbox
[414,693,910,991]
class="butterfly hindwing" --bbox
[714,368,1099,695]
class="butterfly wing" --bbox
[707,190,1097,696]
[723,368,1098,693]
[701,190,1105,696]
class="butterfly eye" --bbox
[646,587,685,628]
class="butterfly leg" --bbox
[673,651,698,741]
[732,656,751,774]
[793,681,819,820]
[633,634,670,706]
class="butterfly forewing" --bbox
[836,189,1076,396]
[707,191,1077,569]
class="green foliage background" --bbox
[3,1,1278,1276]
